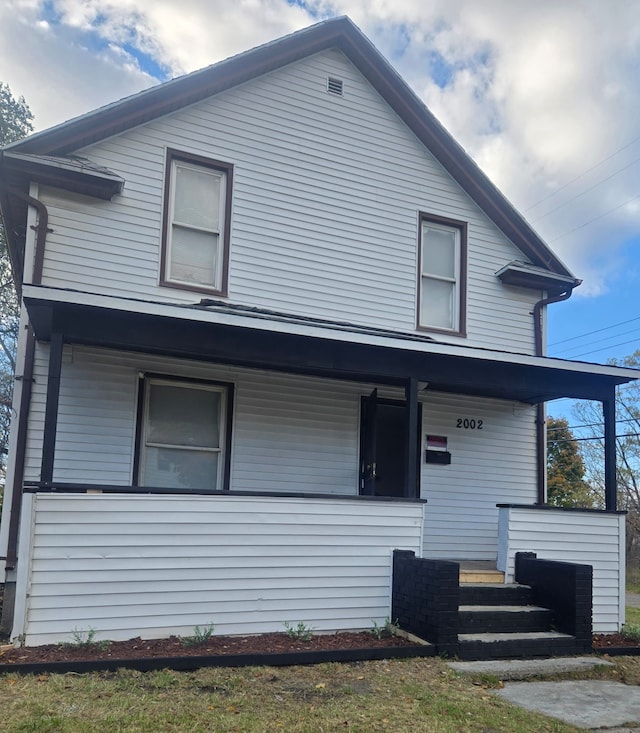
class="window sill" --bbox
[416,324,467,338]
[160,279,228,298]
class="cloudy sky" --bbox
[1,0,640,378]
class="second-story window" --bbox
[161,150,233,295]
[418,213,467,335]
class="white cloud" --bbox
[0,1,155,130]
[2,0,640,295]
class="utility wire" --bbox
[548,417,639,432]
[529,155,640,225]
[561,337,640,359]
[552,326,640,357]
[548,193,640,243]
[554,432,640,443]
[548,316,640,348]
[524,132,640,212]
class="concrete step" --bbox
[458,631,579,661]
[459,583,533,606]
[458,605,552,634]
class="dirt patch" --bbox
[593,633,640,650]
[0,630,416,666]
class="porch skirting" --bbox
[497,504,626,633]
[13,492,424,646]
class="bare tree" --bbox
[573,350,640,556]
[0,83,34,498]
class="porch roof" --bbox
[24,286,639,404]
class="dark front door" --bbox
[360,392,421,498]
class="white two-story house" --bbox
[0,16,637,651]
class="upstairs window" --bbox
[418,214,467,335]
[161,150,233,295]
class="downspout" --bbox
[533,284,580,504]
[1,187,50,571]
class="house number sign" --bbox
[456,418,484,429]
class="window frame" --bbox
[160,149,233,296]
[133,373,234,491]
[417,212,467,336]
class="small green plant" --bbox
[63,627,111,651]
[369,617,399,639]
[622,622,640,643]
[180,622,215,647]
[283,621,314,642]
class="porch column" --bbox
[603,388,617,511]
[404,377,418,499]
[40,331,63,486]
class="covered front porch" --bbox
[22,285,635,506]
[1,286,637,644]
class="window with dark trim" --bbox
[134,374,234,491]
[417,213,467,335]
[160,149,233,295]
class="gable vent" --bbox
[327,77,344,96]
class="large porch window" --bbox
[136,376,233,490]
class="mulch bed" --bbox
[593,633,640,656]
[0,631,434,674]
[0,631,414,665]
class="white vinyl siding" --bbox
[37,49,539,353]
[421,393,537,561]
[497,506,625,633]
[23,345,363,495]
[22,344,540,561]
[15,493,424,645]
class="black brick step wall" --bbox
[458,634,580,661]
[459,583,533,606]
[458,606,552,633]
[391,550,593,660]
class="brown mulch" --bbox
[0,631,415,666]
[593,633,640,650]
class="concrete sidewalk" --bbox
[449,657,640,731]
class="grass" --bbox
[0,656,603,733]
[627,563,640,594]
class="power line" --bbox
[529,155,640,225]
[555,432,640,443]
[548,193,640,243]
[548,417,639,432]
[563,337,640,359]
[548,315,640,348]
[524,132,640,212]
[552,326,640,357]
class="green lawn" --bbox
[627,564,640,594]
[0,658,588,733]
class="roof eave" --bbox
[496,262,580,295]
[1,152,124,200]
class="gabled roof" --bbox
[1,16,576,281]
